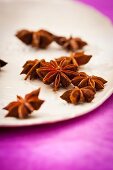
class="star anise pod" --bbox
[0,59,7,68]
[56,52,92,66]
[3,88,44,119]
[20,59,46,80]
[16,29,54,49]
[60,86,96,104]
[71,72,107,91]
[54,36,87,51]
[54,36,67,46]
[16,29,33,45]
[16,29,87,51]
[32,29,54,48]
[37,59,78,91]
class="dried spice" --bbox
[16,29,54,49]
[54,36,67,46]
[3,88,44,119]
[32,29,54,48]
[0,59,7,68]
[60,86,96,104]
[71,72,107,91]
[20,59,46,80]
[16,29,33,45]
[54,36,87,51]
[56,52,92,66]
[16,29,87,51]
[37,59,78,91]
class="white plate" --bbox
[0,0,113,127]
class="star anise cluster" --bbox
[60,72,107,105]
[20,51,92,82]
[20,52,107,97]
[3,88,44,119]
[16,29,87,51]
[2,28,108,120]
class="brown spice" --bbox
[32,29,54,48]
[16,29,54,49]
[54,36,87,51]
[56,52,92,66]
[71,72,107,91]
[20,59,46,80]
[16,29,87,51]
[16,29,33,45]
[60,86,96,104]
[72,52,92,66]
[37,58,78,91]
[3,88,44,119]
[0,59,7,68]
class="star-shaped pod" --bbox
[20,59,46,80]
[60,86,96,104]
[3,88,44,119]
[16,29,33,45]
[56,52,92,66]
[16,29,54,49]
[55,36,87,51]
[72,72,107,91]
[32,29,54,48]
[37,59,78,91]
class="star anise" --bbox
[37,59,78,91]
[16,29,54,49]
[16,29,87,51]
[56,52,92,66]
[71,72,107,91]
[32,29,54,48]
[0,59,7,68]
[16,29,33,45]
[20,59,46,80]
[3,88,44,119]
[60,86,96,104]
[54,36,87,51]
[54,36,67,46]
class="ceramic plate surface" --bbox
[0,0,113,127]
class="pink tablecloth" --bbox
[0,1,113,170]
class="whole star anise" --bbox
[60,86,96,104]
[56,52,92,66]
[54,36,87,51]
[71,72,107,91]
[32,29,54,48]
[0,59,7,68]
[16,29,33,45]
[37,59,78,91]
[16,29,54,49]
[20,59,46,80]
[3,88,44,119]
